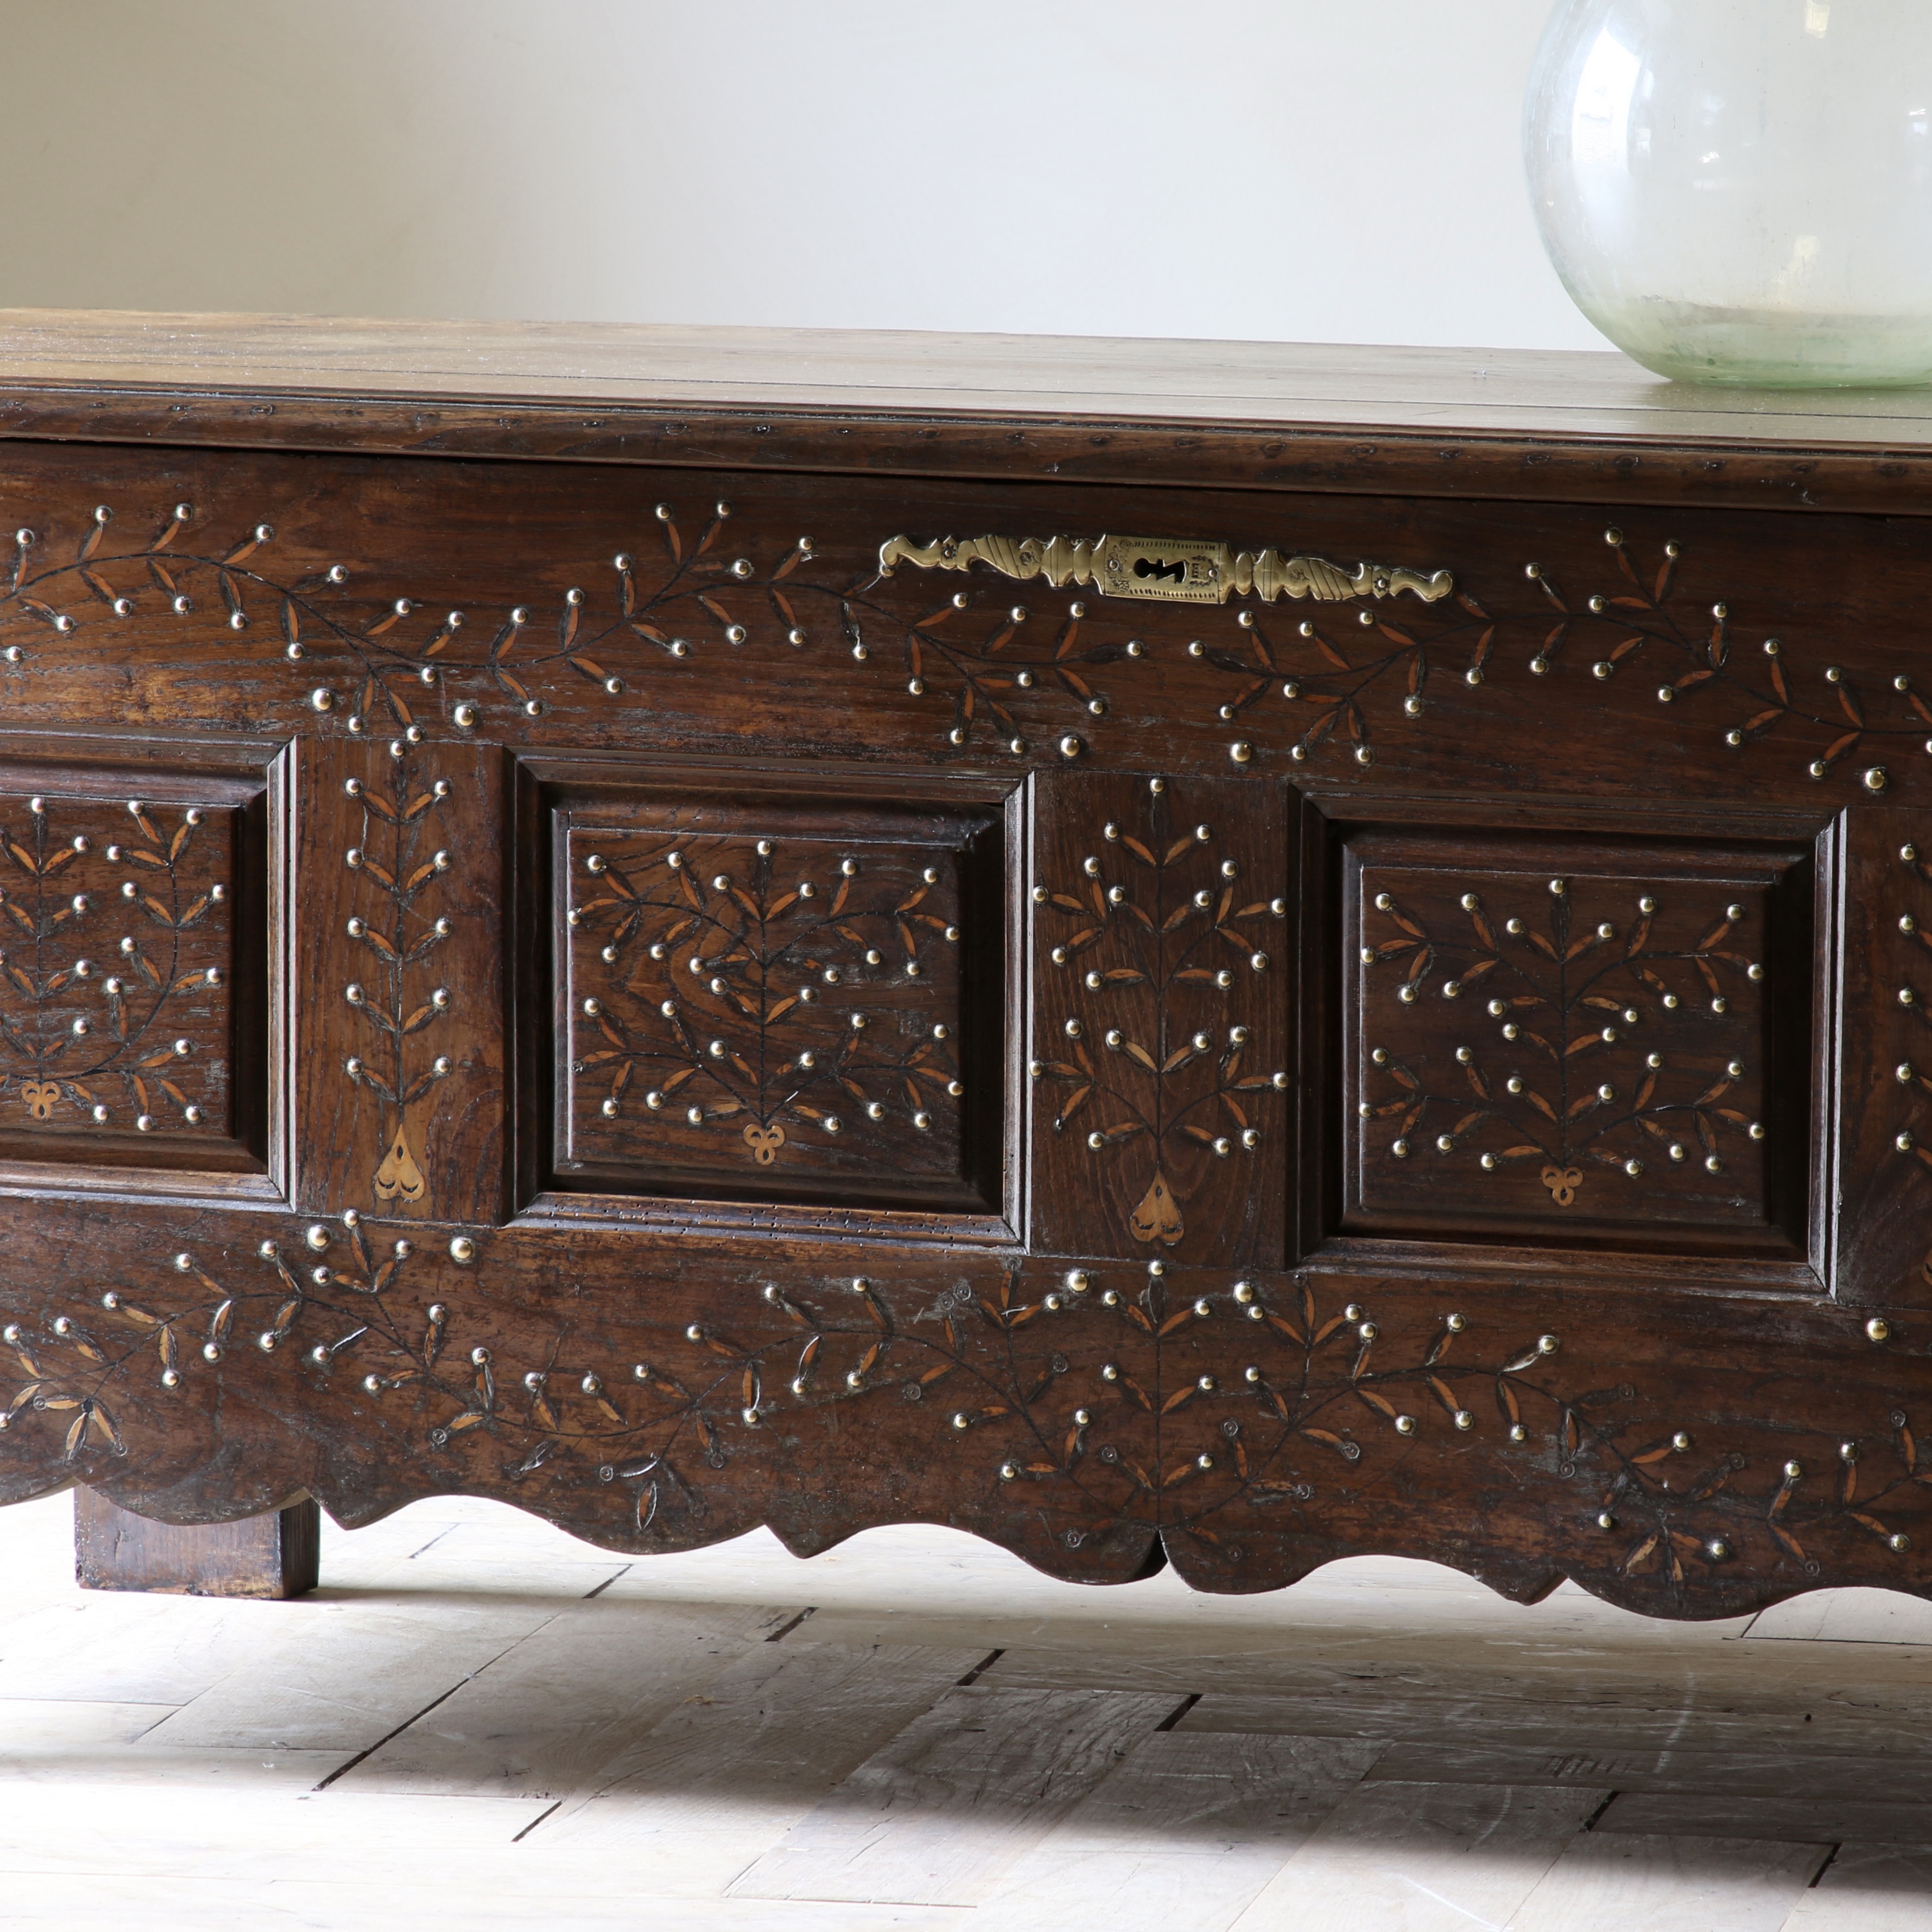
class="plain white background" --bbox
[0,0,1611,351]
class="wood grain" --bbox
[1505,1831,1828,1932]
[1229,1779,1607,1931]
[539,1640,991,1841]
[8,311,1932,516]
[728,1684,1175,1904]
[1597,1791,1932,1844]
[73,1490,316,1599]
[292,737,507,1225]
[337,1597,800,1797]
[1029,771,1290,1265]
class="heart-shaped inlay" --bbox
[375,1127,427,1202]
[1129,1169,1185,1246]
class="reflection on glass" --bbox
[1526,0,1932,385]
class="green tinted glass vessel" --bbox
[1526,0,1932,386]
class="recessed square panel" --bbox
[1342,829,1811,1252]
[0,783,259,1172]
[553,789,1004,1213]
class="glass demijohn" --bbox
[1524,1,1932,385]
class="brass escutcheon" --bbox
[878,531,1453,607]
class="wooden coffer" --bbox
[3,315,1930,1619]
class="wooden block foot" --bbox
[73,1489,320,1599]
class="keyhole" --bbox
[1134,556,1187,585]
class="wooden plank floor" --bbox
[0,1493,1925,1928]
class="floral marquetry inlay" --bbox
[2,494,1929,800]
[0,792,242,1155]
[1347,832,1811,1245]
[10,1220,1926,1615]
[1031,776,1289,1265]
[338,747,462,1208]
[559,795,1001,1214]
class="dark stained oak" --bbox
[8,311,1932,512]
[1029,772,1291,1267]
[0,311,1921,1617]
[75,1487,317,1599]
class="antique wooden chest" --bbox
[2,312,1929,1616]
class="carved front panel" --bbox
[291,740,506,1226]
[0,428,1926,1621]
[0,769,264,1176]
[1029,773,1290,1266]
[1834,809,1932,1304]
[1345,830,1813,1251]
[554,788,1004,1214]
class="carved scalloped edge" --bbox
[58,1472,1929,1626]
[0,1204,1923,1622]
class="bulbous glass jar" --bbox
[1525,1,1932,385]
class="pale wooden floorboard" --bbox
[728,1684,1176,1903]
[0,1871,966,1930]
[1505,1832,1827,1930]
[1779,1900,1932,1932]
[136,1589,577,1753]
[1780,1842,1932,1930]
[971,1730,1385,1931]
[1744,1588,1932,1645]
[1369,1737,1932,1802]
[1176,1693,1932,1766]
[533,1637,992,1851]
[1228,1780,1608,1930]
[336,1596,801,1797]
[0,1489,1924,1927]
[0,1592,278,1704]
[1597,1790,1932,1844]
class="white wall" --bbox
[0,0,1608,351]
